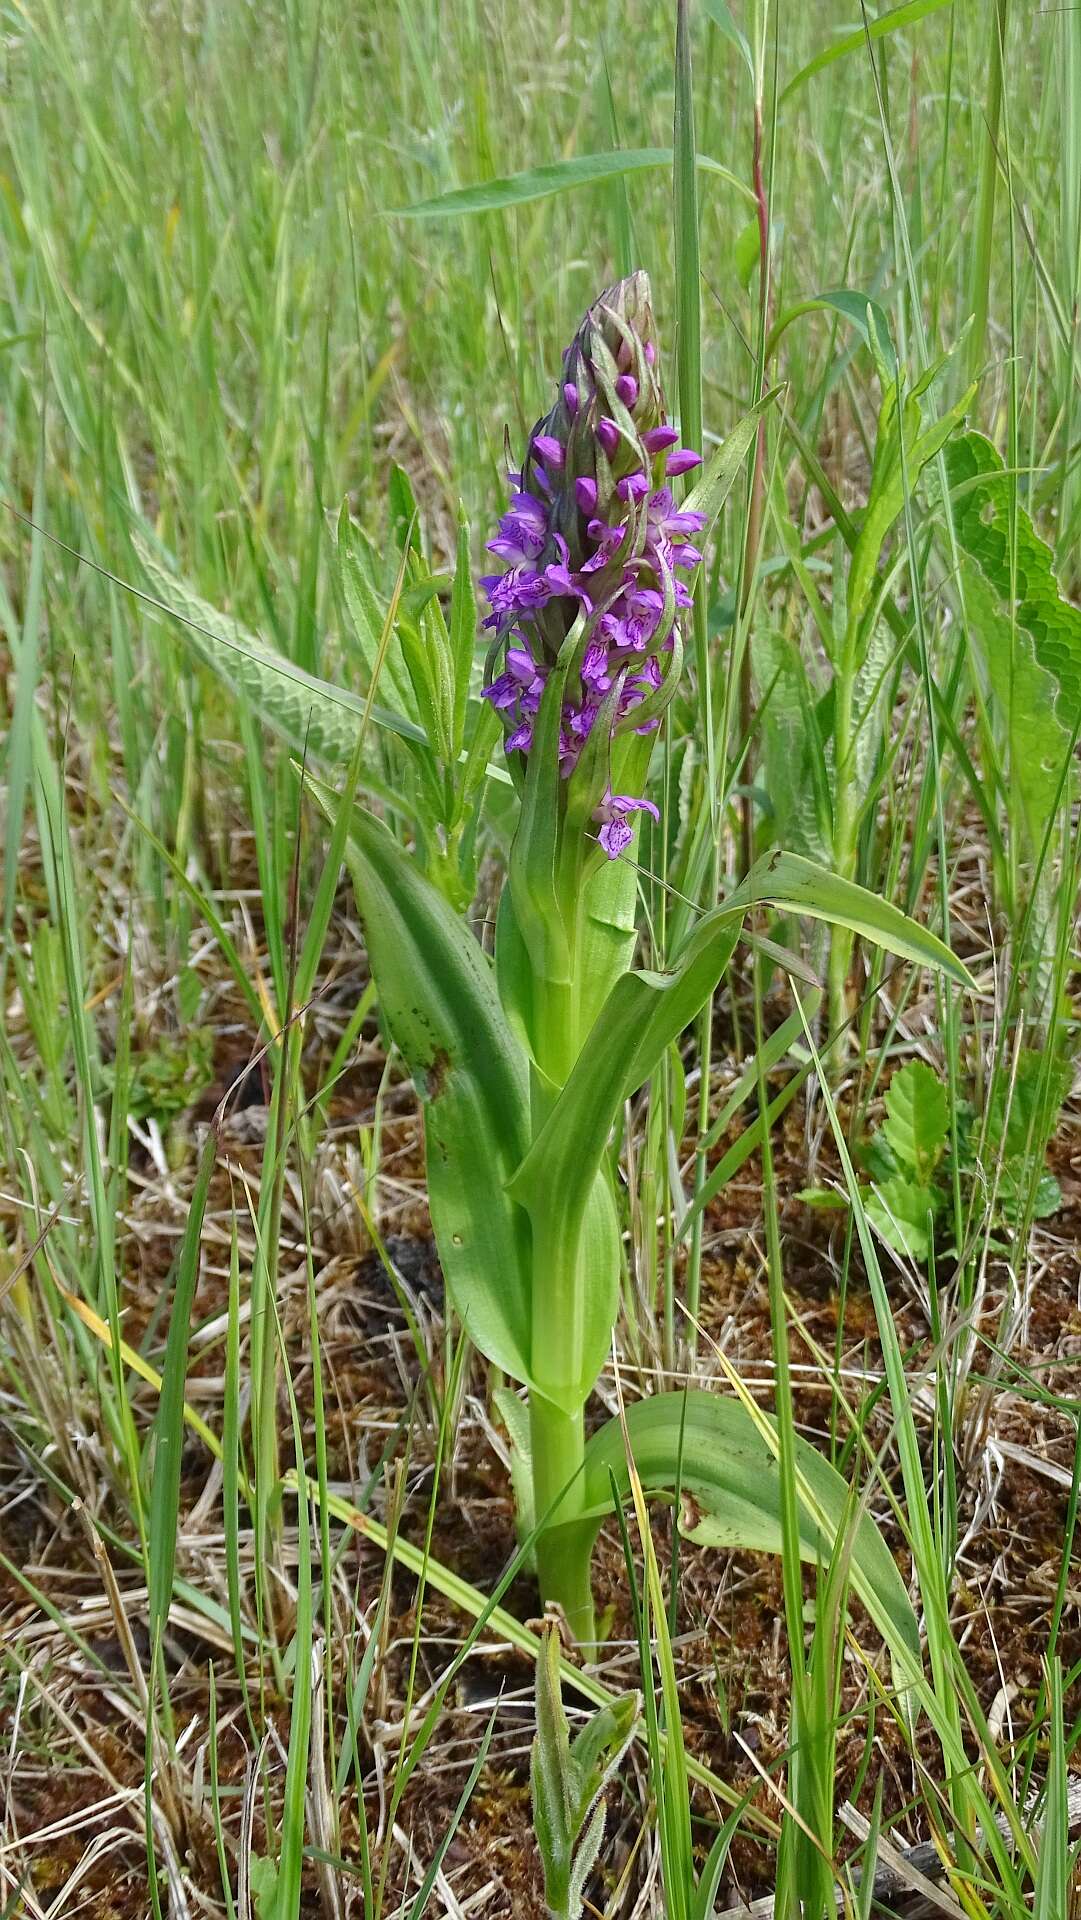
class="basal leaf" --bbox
[560,1391,921,1674]
[304,776,535,1388]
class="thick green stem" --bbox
[527,900,596,1641]
[529,1393,595,1644]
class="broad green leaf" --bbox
[391,149,753,219]
[881,1060,949,1180]
[780,0,954,104]
[511,852,973,1410]
[865,1174,941,1263]
[304,777,535,1388]
[561,1392,921,1672]
[946,430,1080,855]
[744,852,976,985]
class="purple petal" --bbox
[598,817,633,859]
[615,373,638,409]
[666,447,702,475]
[575,476,598,515]
[563,382,579,416]
[642,425,680,454]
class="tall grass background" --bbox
[1,0,1080,1914]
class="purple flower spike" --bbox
[666,447,702,476]
[596,418,620,459]
[481,272,711,801]
[593,790,660,860]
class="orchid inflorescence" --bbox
[480,272,706,858]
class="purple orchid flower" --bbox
[481,271,705,797]
[592,789,660,859]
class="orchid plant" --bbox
[308,274,974,1649]
[147,273,973,1654]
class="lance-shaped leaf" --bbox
[304,775,535,1386]
[682,386,782,537]
[509,853,975,1401]
[136,540,429,763]
[556,1390,921,1676]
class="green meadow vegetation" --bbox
[1,0,1080,1914]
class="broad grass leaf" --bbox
[780,0,954,105]
[391,149,752,219]
[566,1391,921,1673]
[304,776,535,1389]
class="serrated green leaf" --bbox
[557,1392,921,1673]
[865,1174,942,1263]
[881,1060,949,1180]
